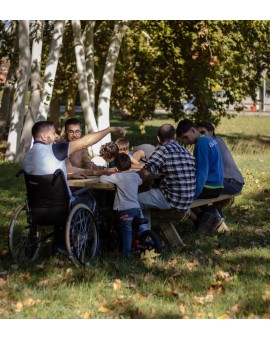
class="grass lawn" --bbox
[0,115,269,335]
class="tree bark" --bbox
[15,20,44,163]
[37,20,65,121]
[5,20,31,162]
[83,21,95,113]
[0,21,18,140]
[72,20,99,156]
[97,22,128,144]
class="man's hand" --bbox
[105,167,118,174]
[68,171,88,179]
[111,126,129,137]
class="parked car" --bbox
[183,97,197,114]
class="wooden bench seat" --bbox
[151,193,241,248]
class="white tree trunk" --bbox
[0,21,18,140]
[37,20,65,121]
[15,20,44,163]
[72,20,99,156]
[5,20,31,162]
[83,21,95,113]
[97,22,128,145]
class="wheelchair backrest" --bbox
[23,169,70,226]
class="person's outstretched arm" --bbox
[68,126,128,155]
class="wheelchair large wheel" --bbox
[8,204,41,264]
[139,230,162,254]
[65,203,99,267]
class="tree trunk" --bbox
[59,72,78,138]
[5,20,31,162]
[15,20,44,163]
[0,21,18,140]
[83,21,95,113]
[37,20,65,121]
[72,20,99,156]
[97,22,128,144]
[49,92,61,133]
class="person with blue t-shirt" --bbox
[176,119,225,235]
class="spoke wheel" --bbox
[65,203,99,267]
[8,204,41,264]
[138,230,162,255]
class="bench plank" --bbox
[151,193,241,246]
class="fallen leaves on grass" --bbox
[140,249,160,267]
[185,259,200,271]
[192,293,214,304]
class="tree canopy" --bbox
[1,20,270,161]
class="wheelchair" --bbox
[8,169,101,268]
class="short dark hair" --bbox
[114,152,131,171]
[64,118,81,131]
[32,120,54,139]
[196,121,216,136]
[176,119,196,136]
[157,124,176,143]
[99,142,119,159]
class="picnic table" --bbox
[67,177,241,247]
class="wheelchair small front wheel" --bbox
[139,230,162,255]
[8,204,41,265]
[65,203,99,267]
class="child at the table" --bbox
[100,153,143,257]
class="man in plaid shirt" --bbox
[138,124,196,229]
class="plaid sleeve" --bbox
[144,146,166,175]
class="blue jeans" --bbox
[138,188,171,229]
[220,179,243,195]
[118,208,142,257]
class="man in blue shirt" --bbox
[176,119,225,235]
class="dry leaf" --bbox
[23,298,36,307]
[15,302,23,312]
[262,290,270,301]
[0,278,7,287]
[255,228,265,236]
[186,259,200,270]
[113,279,122,291]
[83,311,91,319]
[98,306,109,313]
[179,303,186,314]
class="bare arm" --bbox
[68,126,128,155]
[138,167,157,181]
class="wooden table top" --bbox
[67,176,115,190]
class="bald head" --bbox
[157,124,176,144]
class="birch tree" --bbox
[83,21,95,113]
[97,22,128,145]
[72,20,99,156]
[0,21,18,140]
[5,20,31,161]
[15,20,44,163]
[37,20,65,121]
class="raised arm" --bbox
[68,126,128,155]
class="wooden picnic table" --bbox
[67,177,241,248]
[67,177,115,190]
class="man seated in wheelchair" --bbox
[22,120,128,252]
[100,153,145,257]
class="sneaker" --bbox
[210,216,225,234]
[196,212,217,235]
[215,221,230,234]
